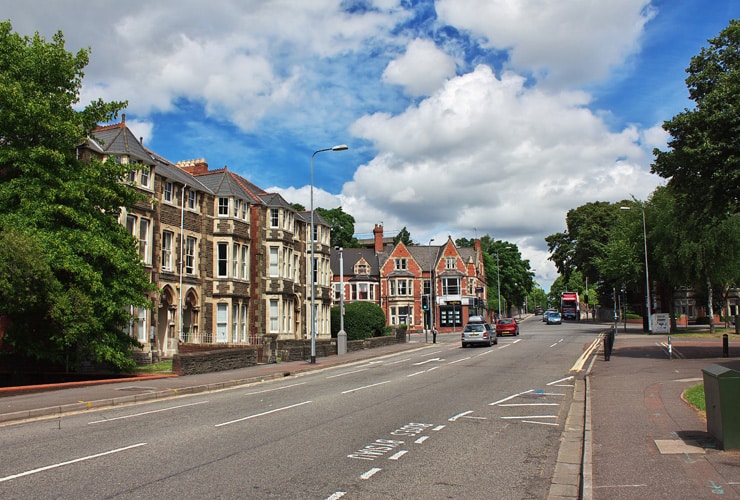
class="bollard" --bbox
[432,328,437,344]
[723,333,729,358]
[668,335,672,360]
[425,330,428,344]
[604,326,615,361]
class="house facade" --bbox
[79,117,332,359]
[331,224,487,333]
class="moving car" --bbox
[546,311,562,325]
[461,317,497,347]
[495,318,519,336]
[543,309,557,322]
[534,306,544,315]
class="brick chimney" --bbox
[177,158,209,175]
[373,224,384,253]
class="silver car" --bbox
[461,321,496,347]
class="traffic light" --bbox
[422,295,429,310]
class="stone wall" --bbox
[173,346,259,375]
[172,334,405,375]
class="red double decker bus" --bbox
[561,292,580,320]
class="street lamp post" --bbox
[337,246,347,355]
[310,144,348,364]
[428,238,435,334]
[621,204,652,333]
[496,251,501,320]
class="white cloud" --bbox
[435,0,656,87]
[382,38,457,96]
[346,64,661,289]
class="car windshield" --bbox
[464,324,485,332]
[498,319,513,324]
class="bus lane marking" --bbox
[360,468,382,479]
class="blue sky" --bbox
[2,0,737,290]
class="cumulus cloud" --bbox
[436,0,656,87]
[382,38,457,96]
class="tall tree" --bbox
[652,20,740,221]
[315,206,359,248]
[393,227,414,246]
[0,22,155,371]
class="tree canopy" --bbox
[0,22,155,371]
[652,20,740,222]
[315,206,359,248]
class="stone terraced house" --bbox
[79,116,332,361]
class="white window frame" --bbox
[217,242,228,278]
[269,299,279,332]
[164,182,173,203]
[185,236,196,275]
[161,231,173,271]
[218,197,229,217]
[269,246,279,277]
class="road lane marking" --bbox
[571,336,602,372]
[0,443,147,483]
[388,450,408,460]
[522,420,558,426]
[386,357,411,365]
[413,357,442,366]
[215,401,312,427]
[415,436,430,444]
[489,389,534,406]
[326,369,369,379]
[498,403,560,407]
[448,410,473,421]
[88,401,208,424]
[360,468,382,479]
[432,425,446,431]
[326,492,346,499]
[501,415,557,420]
[548,376,574,386]
[244,382,306,394]
[449,357,471,364]
[341,381,391,394]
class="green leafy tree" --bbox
[393,227,414,246]
[315,206,359,248]
[652,20,740,222]
[0,22,155,371]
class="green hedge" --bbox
[331,301,387,341]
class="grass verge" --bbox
[135,359,173,374]
[684,384,706,413]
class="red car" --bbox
[496,318,520,336]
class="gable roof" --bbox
[89,116,154,166]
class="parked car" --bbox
[461,318,496,347]
[495,318,519,336]
[546,311,562,325]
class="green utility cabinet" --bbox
[702,364,740,450]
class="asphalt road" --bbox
[0,318,602,499]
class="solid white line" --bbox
[548,376,574,385]
[326,369,369,379]
[88,401,208,424]
[415,436,430,444]
[388,450,408,460]
[360,468,382,480]
[489,389,534,406]
[341,381,391,394]
[501,415,557,420]
[498,403,560,407]
[449,410,473,421]
[215,401,312,427]
[522,420,558,426]
[244,382,306,394]
[0,443,147,483]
